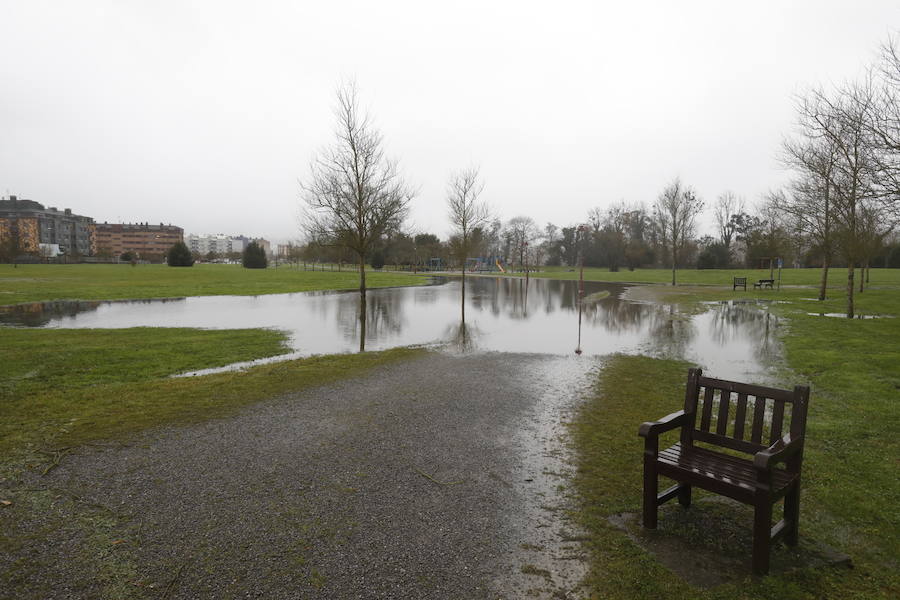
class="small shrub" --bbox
[370,250,385,270]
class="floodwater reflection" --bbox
[0,278,780,381]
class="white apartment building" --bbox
[185,233,247,256]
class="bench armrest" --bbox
[638,410,688,438]
[753,434,803,470]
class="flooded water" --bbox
[1,277,780,381]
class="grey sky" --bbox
[2,1,898,243]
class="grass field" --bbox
[508,265,900,288]
[0,263,429,305]
[571,278,900,598]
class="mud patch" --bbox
[608,497,851,588]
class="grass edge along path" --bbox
[1,326,425,466]
[572,354,898,599]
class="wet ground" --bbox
[4,351,599,599]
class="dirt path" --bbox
[7,352,598,599]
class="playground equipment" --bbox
[495,259,506,273]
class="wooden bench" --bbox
[638,368,810,575]
[733,276,747,291]
[753,279,775,289]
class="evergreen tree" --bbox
[242,241,268,269]
[166,241,194,267]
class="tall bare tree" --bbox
[301,82,415,299]
[714,191,744,261]
[505,216,540,274]
[653,177,704,285]
[871,35,900,200]
[803,78,880,317]
[447,166,489,321]
[780,102,840,300]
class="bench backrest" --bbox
[734,277,747,284]
[681,368,810,457]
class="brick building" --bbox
[0,196,96,256]
[95,222,184,261]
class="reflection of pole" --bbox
[358,292,367,352]
[575,298,583,355]
[575,224,587,355]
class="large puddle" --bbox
[1,277,780,381]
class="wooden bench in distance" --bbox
[753,279,775,289]
[733,276,747,291]
[638,368,810,575]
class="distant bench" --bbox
[733,277,747,291]
[754,279,775,289]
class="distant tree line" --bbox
[295,38,899,314]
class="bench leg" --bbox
[752,498,772,575]
[678,484,691,508]
[784,483,801,546]
[642,460,658,529]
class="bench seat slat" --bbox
[657,443,795,497]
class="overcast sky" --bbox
[2,1,898,243]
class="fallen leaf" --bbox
[1,500,12,506]
[111,539,126,545]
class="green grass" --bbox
[571,277,900,597]
[0,263,430,305]
[506,265,900,288]
[0,326,423,462]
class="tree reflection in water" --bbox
[0,278,781,380]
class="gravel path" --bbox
[7,351,599,599]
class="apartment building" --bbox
[0,195,96,256]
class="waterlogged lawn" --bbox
[0,326,424,461]
[572,277,900,598]
[0,263,429,305]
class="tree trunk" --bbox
[859,261,865,293]
[846,263,855,318]
[461,267,466,324]
[671,247,676,286]
[818,255,830,302]
[359,254,366,297]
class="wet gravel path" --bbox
[7,351,598,599]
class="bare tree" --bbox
[804,77,880,317]
[447,166,489,320]
[301,82,415,299]
[714,191,745,261]
[505,216,540,274]
[871,34,900,200]
[653,177,704,285]
[780,100,840,300]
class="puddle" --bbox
[2,277,780,381]
[497,354,599,599]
